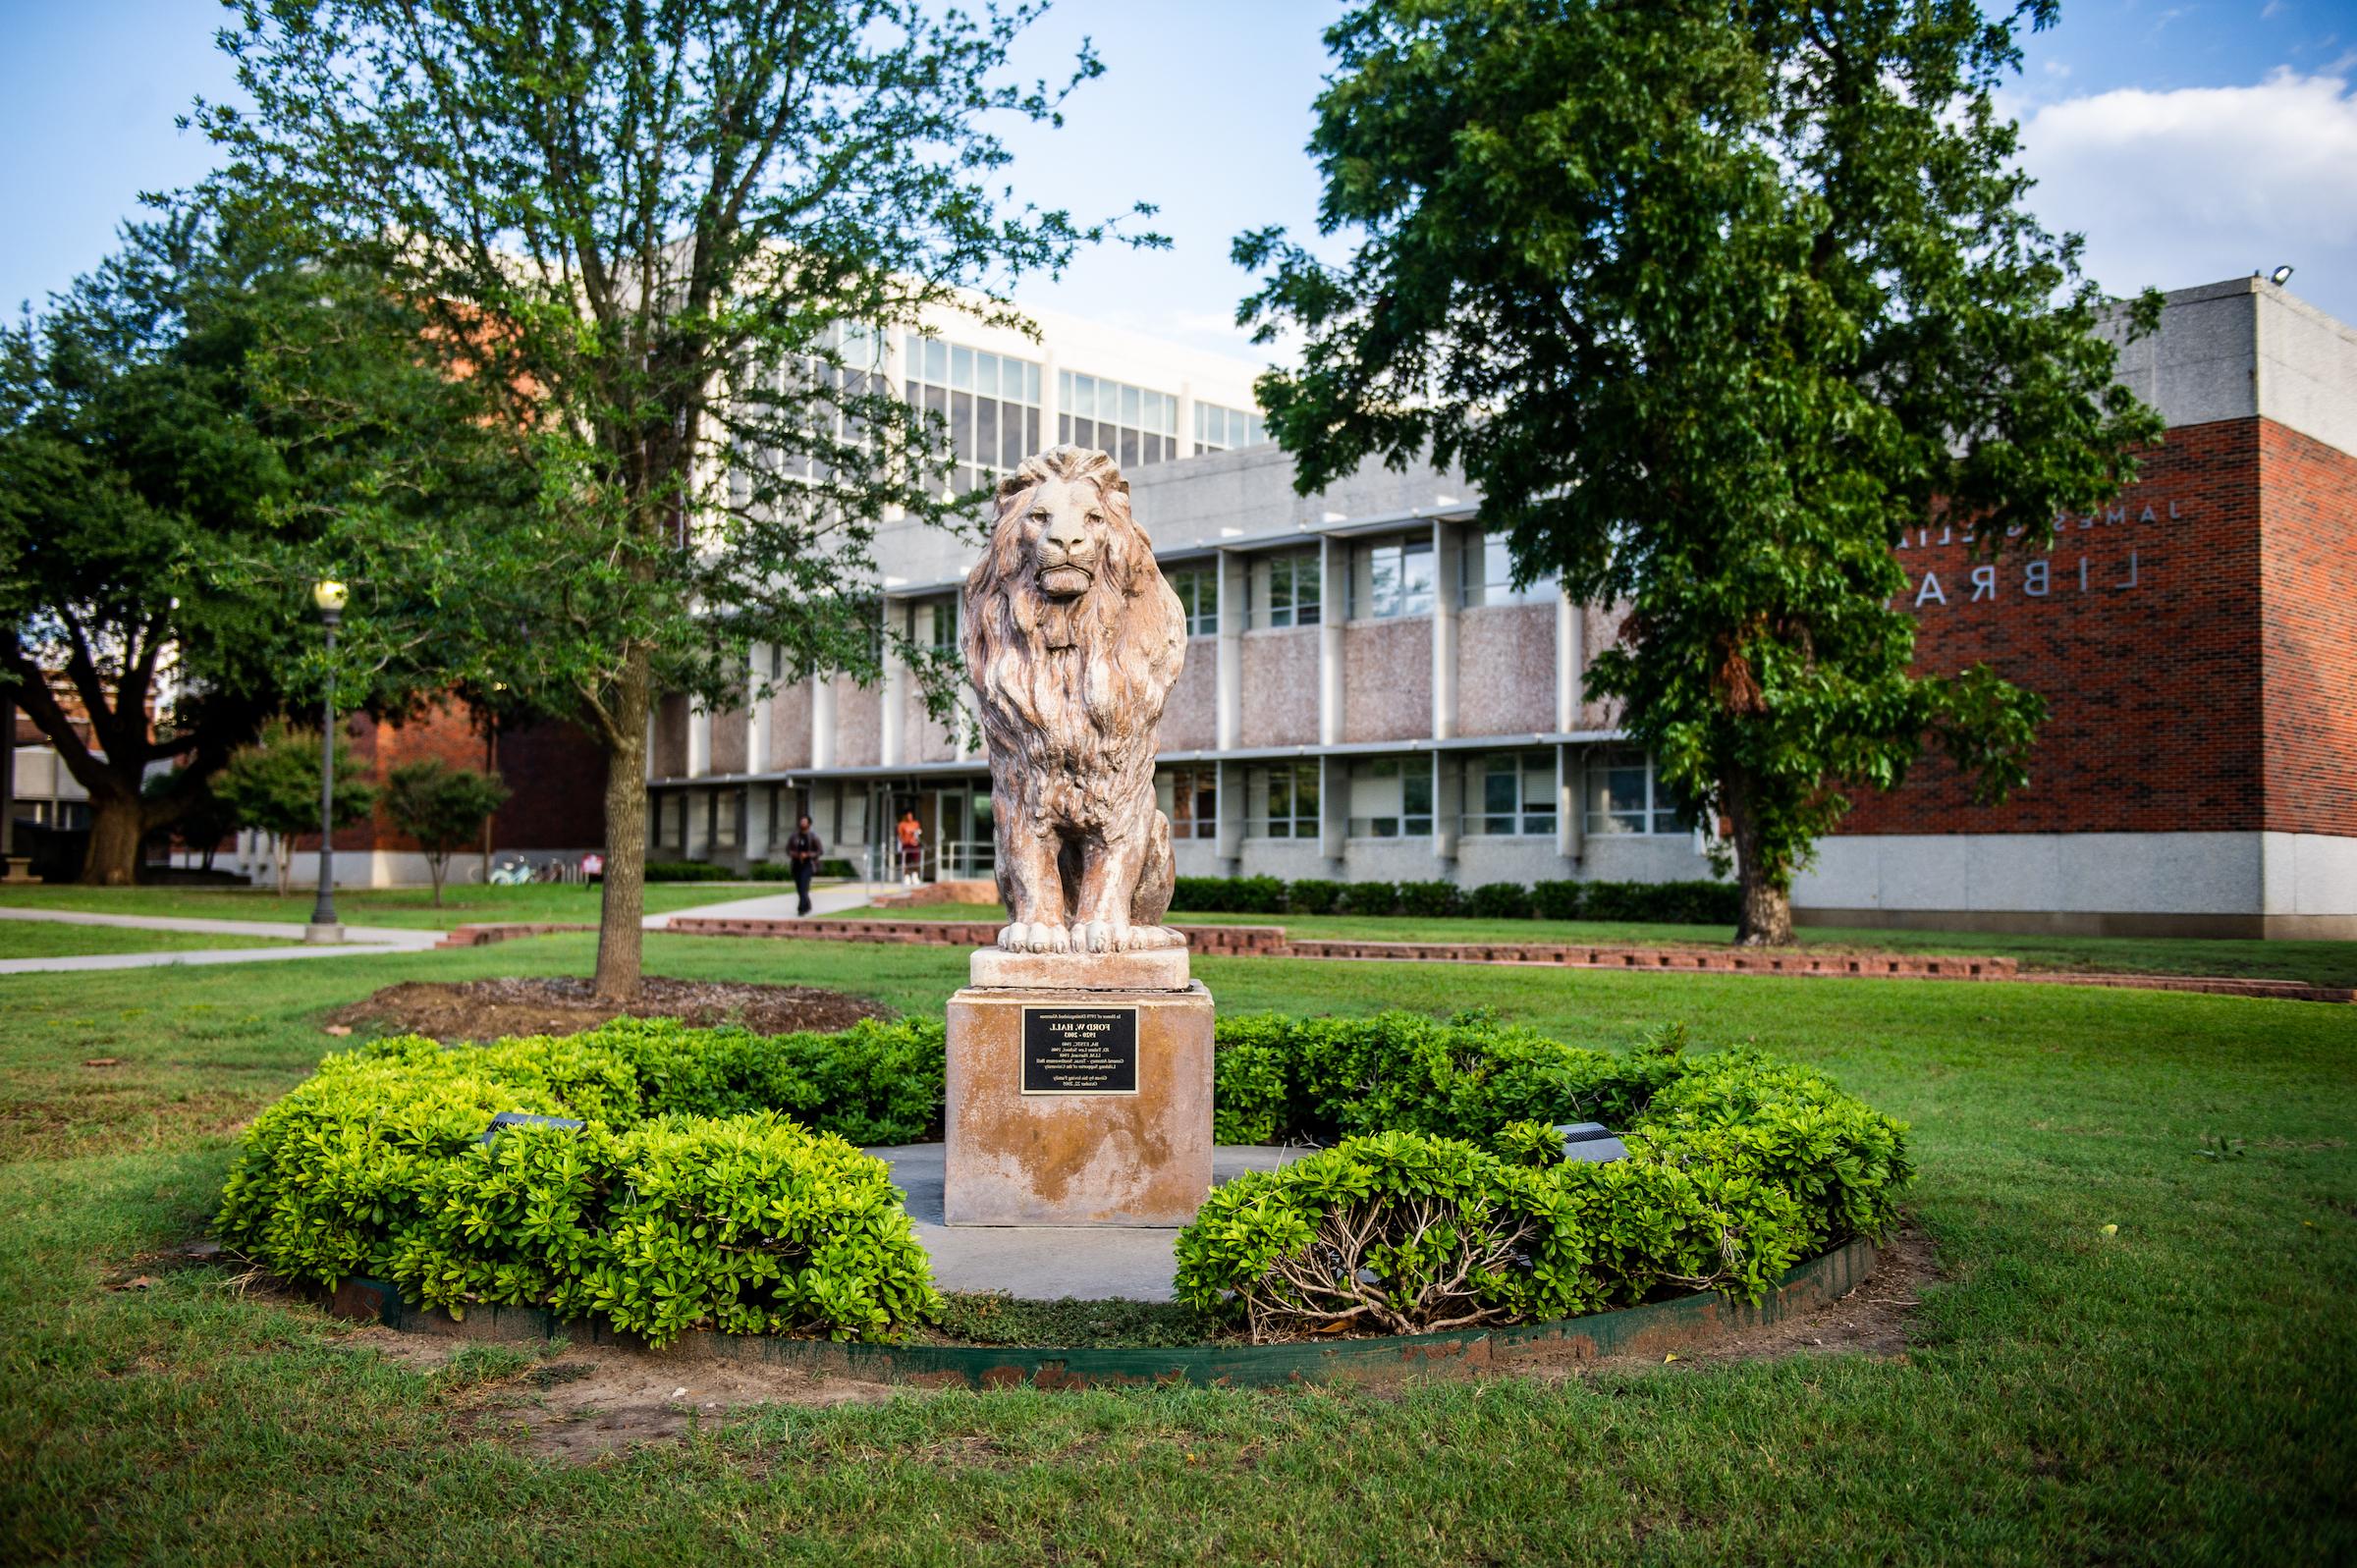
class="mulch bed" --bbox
[325,976,889,1042]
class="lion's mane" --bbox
[962,446,1184,840]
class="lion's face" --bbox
[1018,473,1112,601]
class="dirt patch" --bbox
[358,1331,903,1461]
[325,976,889,1042]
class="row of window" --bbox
[904,337,1044,497]
[1155,750,1694,840]
[1151,532,1555,638]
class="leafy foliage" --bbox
[1236,0,2167,941]
[382,759,510,905]
[0,212,471,883]
[1181,1017,1910,1339]
[200,0,1152,995]
[211,720,377,894]
[216,1017,950,1343]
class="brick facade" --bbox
[310,699,606,855]
[1835,416,2354,838]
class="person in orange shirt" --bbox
[897,808,922,888]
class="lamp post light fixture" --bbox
[306,579,349,944]
[2269,265,2295,287]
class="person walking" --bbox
[785,814,824,917]
[897,808,923,888]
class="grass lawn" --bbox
[840,900,2357,989]
[0,923,295,960]
[0,880,765,932]
[2,935,2350,1562]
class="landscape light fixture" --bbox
[2270,265,2294,286]
[307,578,348,944]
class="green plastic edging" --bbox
[333,1233,1878,1390]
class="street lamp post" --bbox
[306,579,349,944]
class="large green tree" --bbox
[201,0,1144,997]
[1237,0,2165,943]
[0,214,463,885]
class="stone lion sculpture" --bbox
[962,445,1186,954]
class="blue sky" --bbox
[3,0,2352,365]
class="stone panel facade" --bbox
[1160,637,1217,752]
[1342,620,1433,743]
[1239,629,1318,745]
[767,681,811,771]
[833,676,880,768]
[1457,604,1557,736]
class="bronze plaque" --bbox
[1020,1006,1140,1095]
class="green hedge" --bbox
[216,1018,947,1344]
[1167,875,1739,925]
[644,859,735,883]
[1180,1014,1909,1339]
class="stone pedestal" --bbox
[944,950,1213,1227]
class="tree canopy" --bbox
[0,212,478,884]
[201,0,1148,993]
[1236,0,2165,941]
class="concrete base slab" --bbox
[944,981,1214,1226]
[868,1142,1303,1300]
[968,946,1191,991]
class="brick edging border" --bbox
[654,915,2351,1004]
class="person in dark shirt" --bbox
[785,814,824,916]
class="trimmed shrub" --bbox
[1286,879,1344,915]
[645,859,734,883]
[1581,879,1740,925]
[1171,874,1287,914]
[1531,880,1584,921]
[217,1019,947,1343]
[1396,879,1462,918]
[1338,880,1398,916]
[817,858,856,879]
[1183,1014,1910,1338]
[1465,882,1533,920]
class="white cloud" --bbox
[2011,70,2357,322]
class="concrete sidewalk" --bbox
[0,904,444,975]
[642,881,895,929]
[864,1142,1305,1301]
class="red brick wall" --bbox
[1837,417,2271,836]
[2259,422,2357,837]
[310,701,606,854]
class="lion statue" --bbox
[962,445,1186,955]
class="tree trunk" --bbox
[82,791,145,886]
[427,851,447,907]
[274,836,293,897]
[592,647,654,1001]
[1722,766,1794,946]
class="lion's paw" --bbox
[999,924,1027,951]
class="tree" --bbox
[144,768,242,872]
[1235,0,2165,943]
[212,720,377,895]
[382,758,511,906]
[201,0,1148,997]
[0,212,502,885]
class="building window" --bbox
[1156,765,1218,839]
[1459,750,1558,837]
[1351,535,1436,620]
[1584,747,1693,837]
[713,789,740,850]
[732,321,889,508]
[1246,760,1320,838]
[904,335,1043,497]
[1166,562,1219,636]
[1346,756,1432,838]
[1193,401,1266,454]
[1459,530,1559,607]
[906,593,959,655]
[1059,371,1179,468]
[1249,550,1321,628]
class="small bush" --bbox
[645,859,733,883]
[746,860,793,882]
[217,1019,948,1343]
[1581,879,1740,925]
[1286,879,1343,915]
[1181,1019,1909,1339]
[1531,880,1584,921]
[1396,880,1462,918]
[1338,880,1398,916]
[817,858,855,879]
[1465,882,1533,919]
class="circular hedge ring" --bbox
[218,1012,1910,1352]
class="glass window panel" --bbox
[1121,427,1139,468]
[1025,407,1040,451]
[1025,362,1041,404]
[924,337,947,383]
[1059,369,1072,407]
[976,352,998,397]
[976,399,999,466]
[951,345,973,390]
[1059,413,1072,445]
[1076,375,1097,418]
[1002,409,1023,471]
[952,390,972,456]
[1121,384,1140,425]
